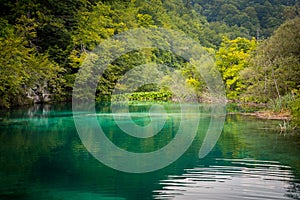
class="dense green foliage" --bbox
[112,91,173,102]
[0,0,299,114]
[216,37,256,100]
[193,0,300,37]
[0,18,64,107]
[241,18,300,103]
[290,95,300,127]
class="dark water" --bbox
[0,103,299,200]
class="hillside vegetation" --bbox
[0,0,299,124]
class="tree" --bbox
[241,17,300,102]
[216,37,256,100]
[0,18,63,108]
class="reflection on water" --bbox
[0,103,299,200]
[154,158,299,200]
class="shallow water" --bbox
[0,103,299,199]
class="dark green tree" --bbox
[241,18,300,102]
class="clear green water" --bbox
[0,103,299,200]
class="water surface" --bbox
[0,103,299,199]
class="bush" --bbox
[111,91,173,102]
[289,95,300,128]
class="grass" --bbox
[268,94,294,113]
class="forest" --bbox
[0,0,300,125]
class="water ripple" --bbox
[153,158,300,200]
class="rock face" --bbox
[26,86,51,103]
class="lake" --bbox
[0,103,299,200]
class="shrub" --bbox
[289,95,300,128]
[111,91,173,102]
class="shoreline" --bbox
[228,111,291,120]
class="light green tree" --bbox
[216,37,256,100]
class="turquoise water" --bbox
[0,103,299,199]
